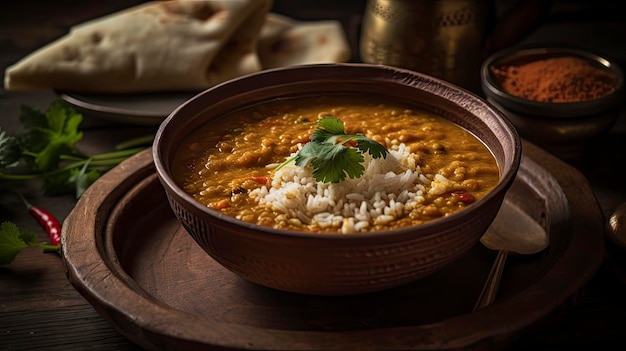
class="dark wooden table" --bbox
[1,1,626,350]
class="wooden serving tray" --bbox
[61,141,605,350]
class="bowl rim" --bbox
[481,44,624,118]
[153,63,522,240]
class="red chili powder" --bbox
[491,56,618,103]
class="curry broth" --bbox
[172,94,500,232]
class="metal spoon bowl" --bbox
[474,199,550,311]
[608,202,626,252]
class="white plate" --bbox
[58,91,197,126]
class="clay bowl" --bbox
[481,45,624,159]
[152,63,522,296]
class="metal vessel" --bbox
[360,0,490,91]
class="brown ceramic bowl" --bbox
[153,63,522,296]
[481,45,624,159]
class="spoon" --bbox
[473,200,549,311]
[607,202,626,252]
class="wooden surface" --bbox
[1,1,626,350]
[60,143,604,350]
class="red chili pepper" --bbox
[247,176,269,184]
[16,193,61,247]
[451,190,476,204]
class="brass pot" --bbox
[360,0,490,92]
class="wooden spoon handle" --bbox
[474,250,509,311]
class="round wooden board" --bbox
[61,141,605,350]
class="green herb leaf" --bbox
[19,101,83,172]
[69,160,101,198]
[356,137,388,158]
[0,100,152,198]
[0,221,34,264]
[42,169,76,196]
[298,141,365,183]
[311,117,345,140]
[0,128,21,169]
[0,221,60,264]
[279,116,388,183]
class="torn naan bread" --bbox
[4,0,272,93]
[258,13,351,69]
[4,1,353,94]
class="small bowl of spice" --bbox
[481,45,624,159]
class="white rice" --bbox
[249,143,456,234]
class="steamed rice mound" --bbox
[250,143,460,234]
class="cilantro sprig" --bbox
[0,100,152,198]
[0,221,58,264]
[276,116,388,183]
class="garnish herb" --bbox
[0,100,152,198]
[0,221,59,264]
[0,194,62,263]
[276,116,388,183]
[0,99,154,263]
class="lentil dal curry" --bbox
[172,94,500,234]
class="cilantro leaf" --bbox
[356,137,388,158]
[41,164,101,197]
[42,170,76,196]
[0,128,21,169]
[18,104,48,130]
[19,101,83,172]
[47,100,83,135]
[294,141,326,169]
[279,116,388,183]
[311,144,364,183]
[0,221,61,264]
[314,117,345,135]
[309,128,336,143]
[69,160,101,198]
[0,221,36,264]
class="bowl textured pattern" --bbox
[164,183,503,295]
[154,63,521,295]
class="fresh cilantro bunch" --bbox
[277,116,388,183]
[0,100,152,198]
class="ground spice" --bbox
[491,56,618,103]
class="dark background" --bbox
[1,1,625,350]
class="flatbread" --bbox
[4,0,352,94]
[258,14,351,69]
[4,0,272,93]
